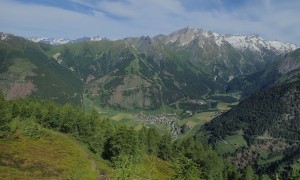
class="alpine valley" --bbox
[1,27,300,179]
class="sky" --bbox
[0,0,299,44]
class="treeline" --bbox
[0,93,261,179]
[206,80,300,143]
[209,95,238,103]
[205,81,300,179]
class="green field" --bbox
[83,95,174,133]
[217,102,231,111]
[83,93,239,140]
[180,111,215,124]
[111,113,135,121]
[257,152,284,165]
[215,134,248,155]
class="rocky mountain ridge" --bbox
[1,28,299,110]
[27,36,103,45]
[156,27,298,54]
[24,27,298,53]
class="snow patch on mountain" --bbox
[28,37,71,45]
[164,27,298,54]
[268,40,298,53]
[224,35,263,51]
[27,36,102,45]
[0,33,10,41]
[222,35,298,53]
[90,36,102,41]
[23,28,299,53]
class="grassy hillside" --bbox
[0,116,175,180]
[0,95,244,180]
[0,128,98,179]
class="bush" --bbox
[10,117,41,138]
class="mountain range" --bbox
[1,28,299,110]
[156,27,297,53]
[26,27,297,53]
[27,36,103,46]
[1,27,300,178]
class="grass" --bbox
[83,97,174,133]
[193,112,216,122]
[125,58,140,75]
[0,126,173,179]
[215,134,247,155]
[226,134,248,147]
[257,153,284,165]
[8,58,36,75]
[216,141,236,155]
[185,120,198,127]
[178,123,204,139]
[118,118,131,125]
[136,155,174,179]
[217,102,231,111]
[259,150,269,160]
[65,134,113,176]
[83,94,240,140]
[0,129,97,180]
[111,113,133,121]
[180,111,215,126]
[135,124,144,130]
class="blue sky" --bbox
[0,0,299,44]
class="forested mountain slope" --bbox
[0,33,82,105]
[205,80,300,177]
[1,28,298,110]
[207,80,300,140]
[41,28,297,110]
[227,48,300,98]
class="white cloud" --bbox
[0,0,299,44]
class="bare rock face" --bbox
[278,57,300,74]
[165,27,203,46]
[5,81,36,100]
[156,27,298,55]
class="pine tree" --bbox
[0,92,11,138]
[147,128,160,155]
[158,133,172,160]
[172,153,202,180]
[243,166,258,180]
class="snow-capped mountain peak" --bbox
[90,36,102,41]
[24,28,299,53]
[222,34,297,53]
[28,37,71,45]
[165,27,206,46]
[27,36,103,45]
[0,32,11,41]
[163,27,298,54]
